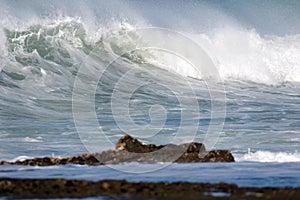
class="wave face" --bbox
[0,0,299,161]
[0,0,300,86]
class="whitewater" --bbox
[0,0,300,189]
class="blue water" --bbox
[0,162,300,188]
[0,0,300,191]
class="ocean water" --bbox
[0,0,300,189]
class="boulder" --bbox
[115,134,206,153]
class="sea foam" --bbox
[235,150,300,162]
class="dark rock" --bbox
[116,134,165,152]
[115,134,206,153]
[111,134,232,163]
[0,135,234,166]
[186,142,206,153]
[199,150,235,162]
[0,178,299,199]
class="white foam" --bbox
[23,137,43,143]
[110,26,300,85]
[235,150,300,163]
[9,156,33,162]
[184,28,300,85]
[0,1,299,86]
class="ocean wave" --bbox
[0,17,299,120]
[1,1,300,87]
[0,0,299,170]
[235,150,300,163]
[9,156,33,162]
[0,18,299,87]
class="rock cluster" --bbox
[116,134,206,153]
[0,135,234,166]
[0,178,299,199]
[0,154,100,166]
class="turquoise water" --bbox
[0,0,299,189]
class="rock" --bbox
[186,142,206,153]
[116,134,165,152]
[116,134,206,153]
[0,135,234,166]
[199,150,235,162]
[0,178,299,199]
[112,135,233,163]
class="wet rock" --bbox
[199,150,235,162]
[0,135,234,166]
[115,135,206,153]
[0,161,10,165]
[116,134,165,152]
[0,178,299,199]
[112,135,233,163]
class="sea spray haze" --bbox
[0,0,300,187]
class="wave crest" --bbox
[235,150,300,162]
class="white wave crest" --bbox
[181,28,300,85]
[9,156,33,162]
[235,150,300,162]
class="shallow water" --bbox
[1,162,300,188]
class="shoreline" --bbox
[0,178,299,199]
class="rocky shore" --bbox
[0,135,234,166]
[0,178,299,199]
